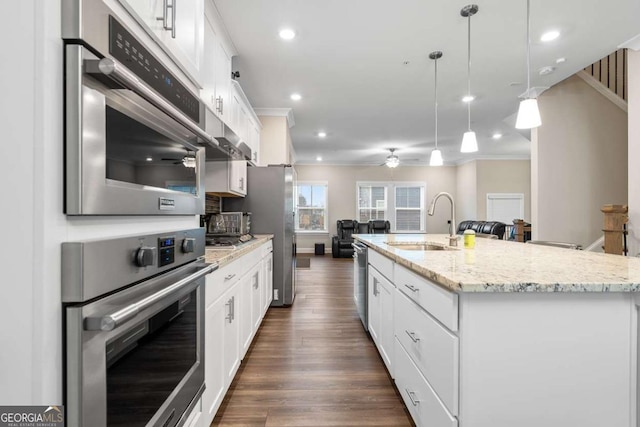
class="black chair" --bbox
[332,220,358,258]
[368,220,391,234]
[357,223,370,234]
[457,220,507,239]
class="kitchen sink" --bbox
[385,242,454,251]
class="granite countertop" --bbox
[204,234,273,267]
[355,233,640,293]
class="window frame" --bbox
[295,180,329,234]
[356,181,426,233]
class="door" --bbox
[378,278,395,376]
[223,285,240,387]
[368,266,381,344]
[214,40,231,123]
[203,296,225,419]
[251,264,262,331]
[263,253,273,313]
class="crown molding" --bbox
[254,108,296,128]
[619,33,640,51]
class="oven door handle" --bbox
[84,57,216,146]
[85,264,216,332]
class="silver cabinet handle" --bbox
[239,177,244,191]
[84,58,214,145]
[253,273,259,289]
[404,284,419,293]
[156,0,176,38]
[85,264,215,331]
[215,96,221,113]
[405,330,420,343]
[220,98,224,115]
[225,296,234,323]
[373,277,379,296]
[405,389,420,406]
[224,273,236,281]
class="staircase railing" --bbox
[582,49,627,101]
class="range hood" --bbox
[203,105,255,165]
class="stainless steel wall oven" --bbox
[63,7,220,215]
[62,228,216,427]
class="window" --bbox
[295,181,328,232]
[357,182,426,232]
[358,185,387,223]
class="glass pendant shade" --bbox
[460,131,478,153]
[515,98,541,129]
[385,156,400,168]
[429,149,443,166]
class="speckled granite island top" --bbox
[355,233,640,293]
[204,235,273,267]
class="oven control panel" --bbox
[158,236,176,267]
[108,16,200,123]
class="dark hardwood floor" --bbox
[212,254,413,426]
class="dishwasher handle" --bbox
[352,242,367,253]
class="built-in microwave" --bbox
[63,11,226,215]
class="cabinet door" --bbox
[214,40,231,123]
[228,160,247,195]
[250,264,262,332]
[378,278,395,377]
[203,297,225,420]
[122,0,203,83]
[263,253,273,314]
[368,266,381,345]
[223,286,240,387]
[239,272,253,359]
[251,122,260,165]
[202,14,217,110]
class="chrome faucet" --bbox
[428,192,458,246]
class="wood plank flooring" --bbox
[212,254,413,426]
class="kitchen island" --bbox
[355,233,640,427]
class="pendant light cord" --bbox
[434,57,438,150]
[526,0,531,97]
[467,13,472,131]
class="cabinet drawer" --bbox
[261,240,273,257]
[395,338,457,427]
[395,264,458,331]
[205,257,243,307]
[395,289,459,415]
[368,249,394,281]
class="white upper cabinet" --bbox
[202,2,232,122]
[120,0,204,85]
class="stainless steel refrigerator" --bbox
[225,165,296,306]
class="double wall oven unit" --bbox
[63,228,215,427]
[63,1,225,215]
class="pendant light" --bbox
[429,51,444,166]
[515,0,542,129]
[460,4,479,153]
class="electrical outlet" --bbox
[274,289,279,300]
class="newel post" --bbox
[601,204,628,255]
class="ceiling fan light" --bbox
[429,149,443,166]
[460,131,478,153]
[515,98,542,129]
[385,156,400,168]
[182,156,197,168]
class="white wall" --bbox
[628,49,640,256]
[476,160,531,221]
[294,165,457,251]
[456,161,477,222]
[534,74,628,248]
[0,0,197,406]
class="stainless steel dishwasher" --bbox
[352,242,368,331]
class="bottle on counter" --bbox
[463,229,476,249]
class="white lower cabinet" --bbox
[395,289,459,415]
[368,265,395,376]
[202,241,273,425]
[262,251,273,313]
[395,337,458,427]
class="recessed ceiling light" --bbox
[540,30,560,42]
[492,133,503,140]
[146,157,153,162]
[318,132,327,138]
[316,156,322,161]
[279,29,296,40]
[290,93,302,101]
[462,95,475,103]
[556,57,566,64]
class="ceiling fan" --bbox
[160,152,197,168]
[379,148,421,168]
